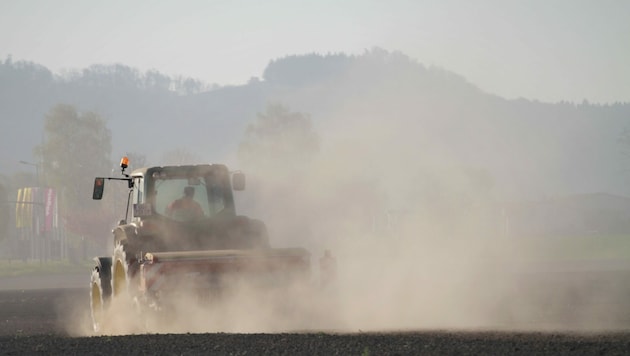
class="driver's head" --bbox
[184,186,195,197]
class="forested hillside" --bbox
[1,49,628,202]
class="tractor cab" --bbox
[132,164,243,223]
[93,157,245,225]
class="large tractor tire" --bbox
[111,243,131,298]
[90,257,112,333]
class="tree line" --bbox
[1,55,214,95]
[2,48,630,245]
[0,100,318,246]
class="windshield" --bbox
[151,176,226,221]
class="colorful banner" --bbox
[43,188,57,232]
[24,187,33,229]
[15,187,60,239]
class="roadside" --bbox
[0,272,89,290]
[0,259,91,290]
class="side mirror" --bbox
[232,172,245,191]
[93,178,105,200]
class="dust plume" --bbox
[228,82,630,332]
[66,61,629,335]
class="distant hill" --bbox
[1,49,628,200]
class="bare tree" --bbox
[35,104,112,211]
[238,103,320,176]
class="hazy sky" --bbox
[1,0,629,103]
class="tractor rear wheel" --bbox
[90,263,112,333]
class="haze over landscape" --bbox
[2,0,629,103]
[1,0,629,194]
[1,0,630,339]
[1,1,629,241]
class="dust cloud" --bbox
[68,75,629,336]
[227,89,630,333]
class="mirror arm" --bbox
[106,177,134,189]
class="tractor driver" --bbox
[165,186,204,220]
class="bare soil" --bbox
[0,283,629,355]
